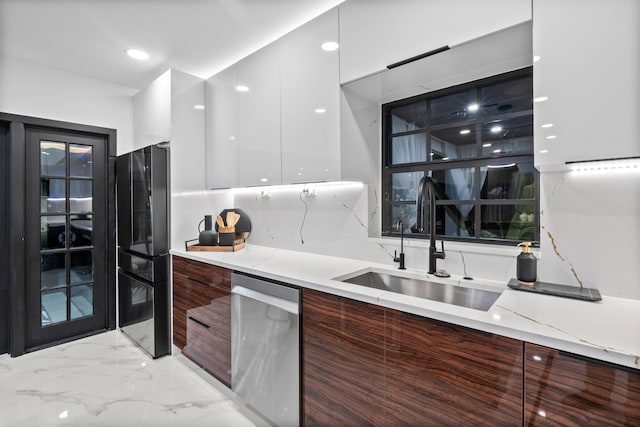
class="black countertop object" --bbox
[508,278,602,302]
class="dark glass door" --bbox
[25,128,108,350]
[0,124,8,354]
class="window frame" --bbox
[381,67,540,245]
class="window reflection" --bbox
[69,144,93,177]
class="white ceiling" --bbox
[0,0,344,90]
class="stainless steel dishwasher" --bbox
[231,272,300,427]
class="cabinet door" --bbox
[302,289,386,426]
[237,42,281,187]
[533,0,640,170]
[385,310,523,425]
[524,343,640,426]
[339,0,531,83]
[280,8,340,184]
[205,64,239,189]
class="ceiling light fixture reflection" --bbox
[467,103,479,112]
[321,41,339,51]
[482,143,492,148]
[314,108,326,114]
[534,96,548,103]
[459,129,471,135]
[492,149,501,153]
[442,157,450,161]
[125,48,149,60]
[533,55,541,62]
[490,125,502,133]
[193,104,205,110]
[539,149,549,154]
[546,135,557,139]
[235,85,249,92]
[541,123,554,128]
[487,163,516,169]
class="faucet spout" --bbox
[416,176,446,274]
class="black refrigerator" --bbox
[116,144,170,358]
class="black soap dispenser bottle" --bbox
[517,242,537,285]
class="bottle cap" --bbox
[518,242,532,253]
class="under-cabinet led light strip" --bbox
[566,156,640,173]
[231,181,364,195]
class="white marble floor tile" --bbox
[0,330,270,427]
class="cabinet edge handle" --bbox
[188,316,211,329]
[187,277,210,287]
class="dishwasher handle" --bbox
[232,285,299,315]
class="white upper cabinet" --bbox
[533,0,640,171]
[237,42,282,187]
[280,7,340,184]
[338,0,532,84]
[205,65,239,189]
[133,70,171,149]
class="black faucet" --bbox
[393,221,406,270]
[416,176,446,275]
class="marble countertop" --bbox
[172,245,640,370]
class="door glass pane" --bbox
[41,215,66,250]
[70,214,93,247]
[391,133,427,164]
[41,253,66,289]
[70,250,92,284]
[41,179,66,214]
[391,102,427,133]
[41,289,67,326]
[431,89,477,126]
[40,141,66,176]
[432,168,476,200]
[431,125,478,160]
[69,144,93,177]
[70,284,93,320]
[70,179,92,213]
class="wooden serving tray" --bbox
[184,239,245,252]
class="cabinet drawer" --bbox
[173,256,231,290]
[183,299,231,387]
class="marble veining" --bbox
[0,331,268,427]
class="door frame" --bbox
[0,113,117,357]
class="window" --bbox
[382,68,539,244]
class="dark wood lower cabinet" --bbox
[385,310,523,426]
[302,289,522,426]
[302,289,386,426]
[172,256,231,387]
[524,343,640,426]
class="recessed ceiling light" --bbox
[125,48,149,60]
[315,108,326,114]
[539,149,549,154]
[534,96,548,103]
[321,41,339,51]
[482,143,492,148]
[467,103,479,112]
[541,123,554,128]
[235,85,249,92]
[193,104,205,110]
[492,149,501,153]
[490,125,502,133]
[459,129,471,135]
[546,135,557,139]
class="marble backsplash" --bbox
[171,170,640,300]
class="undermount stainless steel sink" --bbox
[340,271,502,311]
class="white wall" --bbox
[0,56,135,153]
